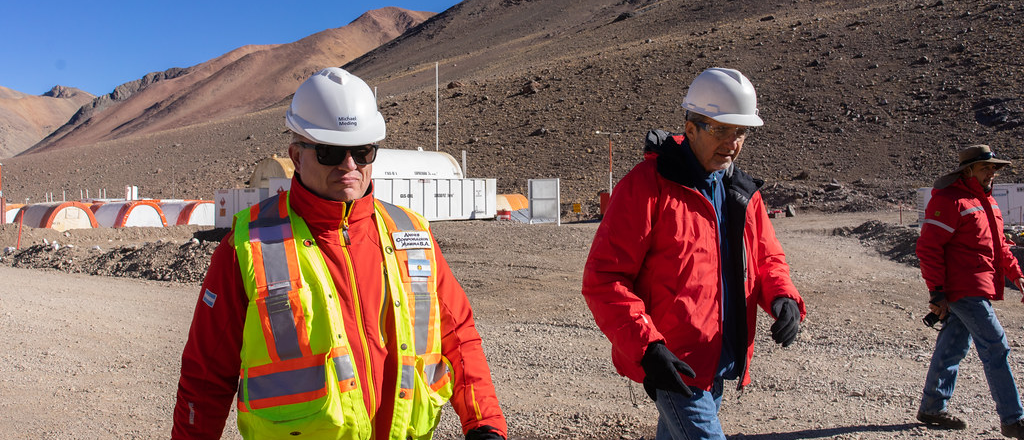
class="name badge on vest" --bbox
[392,231,432,250]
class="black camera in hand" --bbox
[922,312,942,328]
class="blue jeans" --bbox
[919,296,1024,425]
[654,378,726,440]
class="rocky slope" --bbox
[1,0,1022,217]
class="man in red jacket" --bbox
[172,67,506,439]
[581,68,805,440]
[916,144,1024,438]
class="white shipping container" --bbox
[268,178,292,195]
[214,189,235,228]
[216,178,494,226]
[916,187,931,225]
[214,188,266,228]
[373,178,496,221]
[374,149,463,179]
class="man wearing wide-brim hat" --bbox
[933,144,1012,189]
[916,144,1024,438]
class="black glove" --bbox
[927,289,949,321]
[770,297,800,347]
[466,425,504,440]
[640,341,695,401]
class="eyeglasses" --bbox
[692,121,752,140]
[295,141,378,166]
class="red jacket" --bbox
[172,178,507,439]
[917,177,1024,304]
[582,144,804,390]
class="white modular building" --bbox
[215,148,497,227]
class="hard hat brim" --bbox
[709,113,764,127]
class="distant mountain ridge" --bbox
[1,0,1022,220]
[14,7,433,156]
[0,85,93,158]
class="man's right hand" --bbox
[929,300,949,320]
[465,425,504,440]
[929,290,948,320]
[640,341,695,401]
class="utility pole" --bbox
[435,62,440,151]
[594,131,620,194]
[0,162,4,224]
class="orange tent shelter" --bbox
[496,194,528,211]
[91,200,167,228]
[160,200,214,226]
[4,203,25,224]
[14,202,99,231]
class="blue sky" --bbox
[0,1,460,97]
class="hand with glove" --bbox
[770,297,800,347]
[928,290,948,320]
[466,425,504,440]
[640,341,696,401]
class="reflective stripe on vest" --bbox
[243,346,358,410]
[247,196,310,362]
[380,202,434,357]
[372,200,453,439]
[377,201,449,393]
[234,194,360,431]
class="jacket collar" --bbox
[288,173,375,231]
[952,175,991,198]
[656,135,708,189]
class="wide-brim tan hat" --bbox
[933,144,1011,189]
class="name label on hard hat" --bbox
[392,231,432,250]
[338,116,357,127]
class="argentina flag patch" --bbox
[408,258,432,277]
[202,289,217,308]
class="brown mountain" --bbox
[0,85,94,158]
[21,7,433,156]
[2,0,1023,217]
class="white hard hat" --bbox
[285,67,386,146]
[681,68,763,127]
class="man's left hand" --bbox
[466,425,504,440]
[1015,278,1024,292]
[770,297,800,347]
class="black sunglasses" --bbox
[296,141,378,166]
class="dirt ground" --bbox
[3,211,1024,439]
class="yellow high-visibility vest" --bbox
[232,192,453,439]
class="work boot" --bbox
[917,410,968,430]
[1003,418,1024,438]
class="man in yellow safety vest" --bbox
[172,67,507,440]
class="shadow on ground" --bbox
[728,423,931,439]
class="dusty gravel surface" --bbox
[4,0,1024,437]
[5,211,1024,439]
